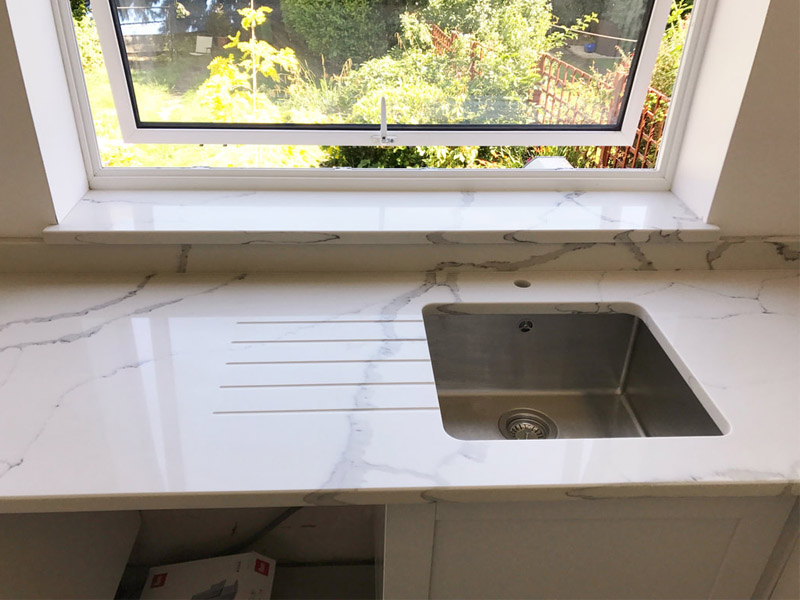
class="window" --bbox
[53,0,713,176]
[90,0,671,148]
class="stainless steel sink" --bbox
[422,304,723,440]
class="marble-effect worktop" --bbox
[0,270,797,511]
[44,190,720,245]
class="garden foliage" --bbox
[650,0,691,97]
[74,0,689,169]
[70,0,89,20]
[74,14,104,74]
[197,5,299,121]
[280,0,419,68]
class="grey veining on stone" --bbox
[8,237,797,275]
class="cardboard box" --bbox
[140,552,275,599]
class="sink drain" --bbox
[499,409,558,440]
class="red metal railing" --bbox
[532,53,670,169]
[531,53,627,126]
[430,24,490,78]
[430,24,458,53]
[594,89,670,168]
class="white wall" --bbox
[0,1,58,237]
[4,0,88,226]
[709,0,800,236]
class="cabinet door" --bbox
[771,539,800,600]
[382,504,437,600]
[428,497,793,600]
[0,511,140,599]
[754,499,800,600]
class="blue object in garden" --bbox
[584,42,597,53]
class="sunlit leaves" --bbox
[198,5,299,119]
[238,5,272,30]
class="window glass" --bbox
[108,0,652,129]
[72,0,692,168]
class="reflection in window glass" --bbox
[74,0,691,168]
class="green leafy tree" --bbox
[73,13,104,74]
[70,0,89,20]
[550,0,595,28]
[206,3,234,38]
[280,0,423,68]
[649,0,691,96]
[604,0,649,40]
[305,2,589,127]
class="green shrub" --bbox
[604,0,649,40]
[70,0,88,20]
[206,3,235,38]
[280,0,419,68]
[649,1,691,96]
[422,0,590,38]
[322,145,426,168]
[420,0,482,31]
[550,0,595,27]
[74,15,104,73]
[315,0,590,168]
[322,145,534,168]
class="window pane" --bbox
[75,0,692,168]
[108,0,654,129]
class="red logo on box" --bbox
[255,559,270,576]
[150,573,168,588]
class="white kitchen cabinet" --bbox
[384,496,795,600]
[0,511,141,599]
[753,499,800,600]
[770,538,800,600]
[0,497,794,600]
[770,538,800,599]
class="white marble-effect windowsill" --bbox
[42,190,720,246]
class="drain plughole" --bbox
[499,409,558,440]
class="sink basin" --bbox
[422,304,723,440]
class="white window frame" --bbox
[38,0,757,208]
[79,1,671,146]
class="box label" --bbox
[255,559,270,576]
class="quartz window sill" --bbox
[43,190,720,246]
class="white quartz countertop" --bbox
[0,270,797,511]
